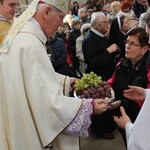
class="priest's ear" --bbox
[34,4,52,19]
[43,5,52,17]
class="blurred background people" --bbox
[102,3,112,16]
[76,23,91,75]
[68,2,74,14]
[78,7,90,25]
[86,8,93,22]
[138,12,146,27]
[86,0,102,11]
[46,33,75,77]
[118,0,135,18]
[72,1,79,18]
[82,12,119,139]
[63,14,74,27]
[68,18,81,77]
[63,22,71,33]
[56,22,71,41]
[133,0,148,18]
[107,1,121,22]
[83,12,118,81]
[109,15,131,63]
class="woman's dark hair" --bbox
[63,22,71,30]
[0,0,4,4]
[127,27,149,46]
[73,1,78,5]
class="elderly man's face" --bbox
[43,6,66,37]
[0,0,19,20]
[98,15,109,35]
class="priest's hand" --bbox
[123,86,145,101]
[114,106,131,129]
[92,99,108,114]
[69,77,80,95]
[70,77,79,90]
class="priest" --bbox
[0,0,109,150]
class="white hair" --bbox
[36,3,50,12]
[90,12,106,27]
[111,1,120,9]
[36,3,60,13]
[78,7,87,16]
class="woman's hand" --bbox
[114,106,131,129]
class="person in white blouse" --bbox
[114,86,150,150]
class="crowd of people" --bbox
[0,0,150,149]
[54,0,149,78]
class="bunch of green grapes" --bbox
[74,72,102,91]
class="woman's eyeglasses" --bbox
[124,40,145,47]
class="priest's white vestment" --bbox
[0,19,82,150]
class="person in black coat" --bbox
[133,0,148,18]
[82,12,119,139]
[72,1,79,17]
[68,18,81,77]
[46,33,75,77]
[82,12,119,81]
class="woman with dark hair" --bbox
[108,26,150,146]
[63,22,71,33]
[72,1,79,17]
[86,0,102,11]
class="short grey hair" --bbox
[36,3,61,13]
[36,3,50,12]
[78,7,87,16]
[90,12,106,28]
[111,1,120,9]
[143,8,150,27]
